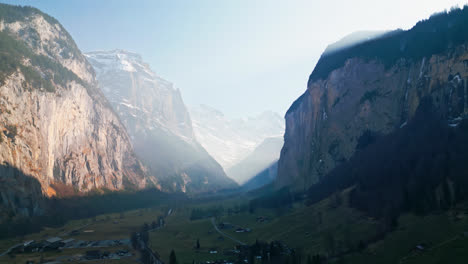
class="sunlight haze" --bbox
[1,0,467,117]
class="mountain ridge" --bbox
[85,50,236,193]
[278,6,468,190]
[190,104,284,173]
[0,4,152,217]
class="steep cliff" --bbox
[278,7,468,190]
[85,50,236,193]
[0,5,150,217]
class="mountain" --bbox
[189,105,285,172]
[0,4,150,217]
[85,50,236,193]
[226,137,283,184]
[277,7,468,192]
[322,30,388,56]
[241,161,278,192]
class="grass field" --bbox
[147,191,381,263]
[0,207,166,263]
[341,208,468,264]
[149,207,239,264]
[0,191,467,264]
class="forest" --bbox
[306,98,468,222]
[310,5,468,82]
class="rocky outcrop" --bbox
[0,5,150,217]
[278,10,468,190]
[85,50,236,193]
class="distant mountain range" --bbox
[189,105,284,183]
[227,136,283,184]
[241,161,278,192]
[85,50,236,193]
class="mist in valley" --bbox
[0,0,468,263]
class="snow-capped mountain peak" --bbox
[190,105,285,171]
[85,50,193,141]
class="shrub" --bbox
[5,124,17,140]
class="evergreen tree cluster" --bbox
[0,4,85,91]
[310,6,468,82]
[306,98,468,220]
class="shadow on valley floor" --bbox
[0,164,187,239]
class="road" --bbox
[211,217,246,246]
[0,243,22,257]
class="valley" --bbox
[1,188,467,264]
[1,1,468,264]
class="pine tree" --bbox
[170,249,178,264]
[131,232,139,249]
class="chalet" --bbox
[46,237,62,244]
[24,242,43,253]
[235,228,251,233]
[62,238,75,247]
[23,240,34,247]
[44,241,65,251]
[43,237,65,251]
[117,249,129,256]
[219,222,233,229]
[86,250,102,260]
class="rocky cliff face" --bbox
[85,50,236,193]
[278,14,468,190]
[0,5,149,217]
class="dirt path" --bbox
[211,217,246,246]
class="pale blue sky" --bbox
[1,0,467,117]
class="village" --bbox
[3,235,134,262]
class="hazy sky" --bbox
[1,0,467,117]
